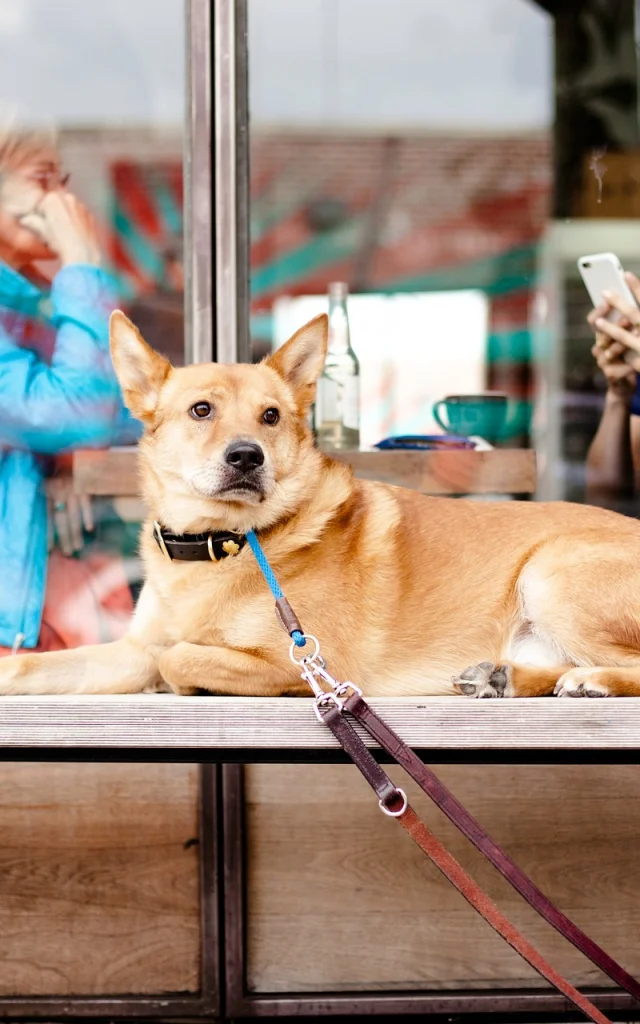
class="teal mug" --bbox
[432,393,510,444]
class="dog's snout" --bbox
[225,441,265,473]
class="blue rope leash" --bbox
[246,530,306,647]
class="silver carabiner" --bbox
[299,662,327,699]
[313,690,344,723]
[309,660,341,690]
[333,680,363,700]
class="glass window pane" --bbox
[248,0,552,458]
[0,2,185,666]
[248,0,640,516]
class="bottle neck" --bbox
[327,302,351,355]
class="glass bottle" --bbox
[314,282,360,450]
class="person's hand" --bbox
[45,472,94,556]
[588,272,640,399]
[0,170,56,262]
[20,190,101,267]
[589,312,637,400]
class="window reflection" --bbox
[0,0,185,656]
[248,0,552,455]
[248,0,640,515]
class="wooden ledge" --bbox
[73,447,537,497]
[0,695,638,755]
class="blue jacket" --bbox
[0,261,140,649]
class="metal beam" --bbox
[184,0,214,364]
[212,0,250,363]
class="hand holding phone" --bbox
[579,254,640,387]
[578,253,638,321]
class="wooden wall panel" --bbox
[245,764,640,993]
[0,763,200,996]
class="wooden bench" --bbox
[2,694,640,759]
[3,444,636,1022]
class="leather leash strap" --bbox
[322,704,612,1024]
[344,692,640,1005]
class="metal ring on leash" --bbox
[379,788,408,817]
[289,634,320,665]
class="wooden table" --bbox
[72,445,537,496]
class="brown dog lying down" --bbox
[1,311,640,699]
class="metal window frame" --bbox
[185,0,249,366]
[184,0,214,364]
[185,0,252,368]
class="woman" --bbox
[586,270,640,505]
[0,131,138,654]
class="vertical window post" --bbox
[185,0,214,363]
[212,0,250,363]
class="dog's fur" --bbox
[3,310,640,700]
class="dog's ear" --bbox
[109,310,171,421]
[265,314,328,406]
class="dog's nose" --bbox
[224,441,265,473]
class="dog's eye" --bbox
[190,402,213,420]
[262,408,279,425]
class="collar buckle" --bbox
[207,535,216,561]
[153,521,171,559]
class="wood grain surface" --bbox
[0,763,200,995]
[245,763,640,993]
[0,695,638,750]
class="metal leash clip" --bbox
[289,635,348,720]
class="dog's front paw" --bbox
[554,669,610,698]
[452,661,513,698]
[0,654,33,695]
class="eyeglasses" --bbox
[26,165,70,191]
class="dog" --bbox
[2,309,640,700]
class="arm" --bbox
[586,389,636,502]
[584,293,639,503]
[0,263,122,454]
[631,415,640,490]
[584,275,640,502]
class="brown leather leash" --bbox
[244,533,639,1023]
[345,691,640,1003]
[289,640,637,1024]
[322,702,612,1024]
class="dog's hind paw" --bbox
[452,661,513,698]
[554,670,610,698]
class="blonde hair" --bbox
[0,127,59,175]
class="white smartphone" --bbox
[577,252,638,321]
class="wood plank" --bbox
[331,448,537,494]
[245,763,640,992]
[73,446,537,497]
[0,695,639,750]
[0,763,200,995]
[74,447,141,497]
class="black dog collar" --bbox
[153,521,246,562]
